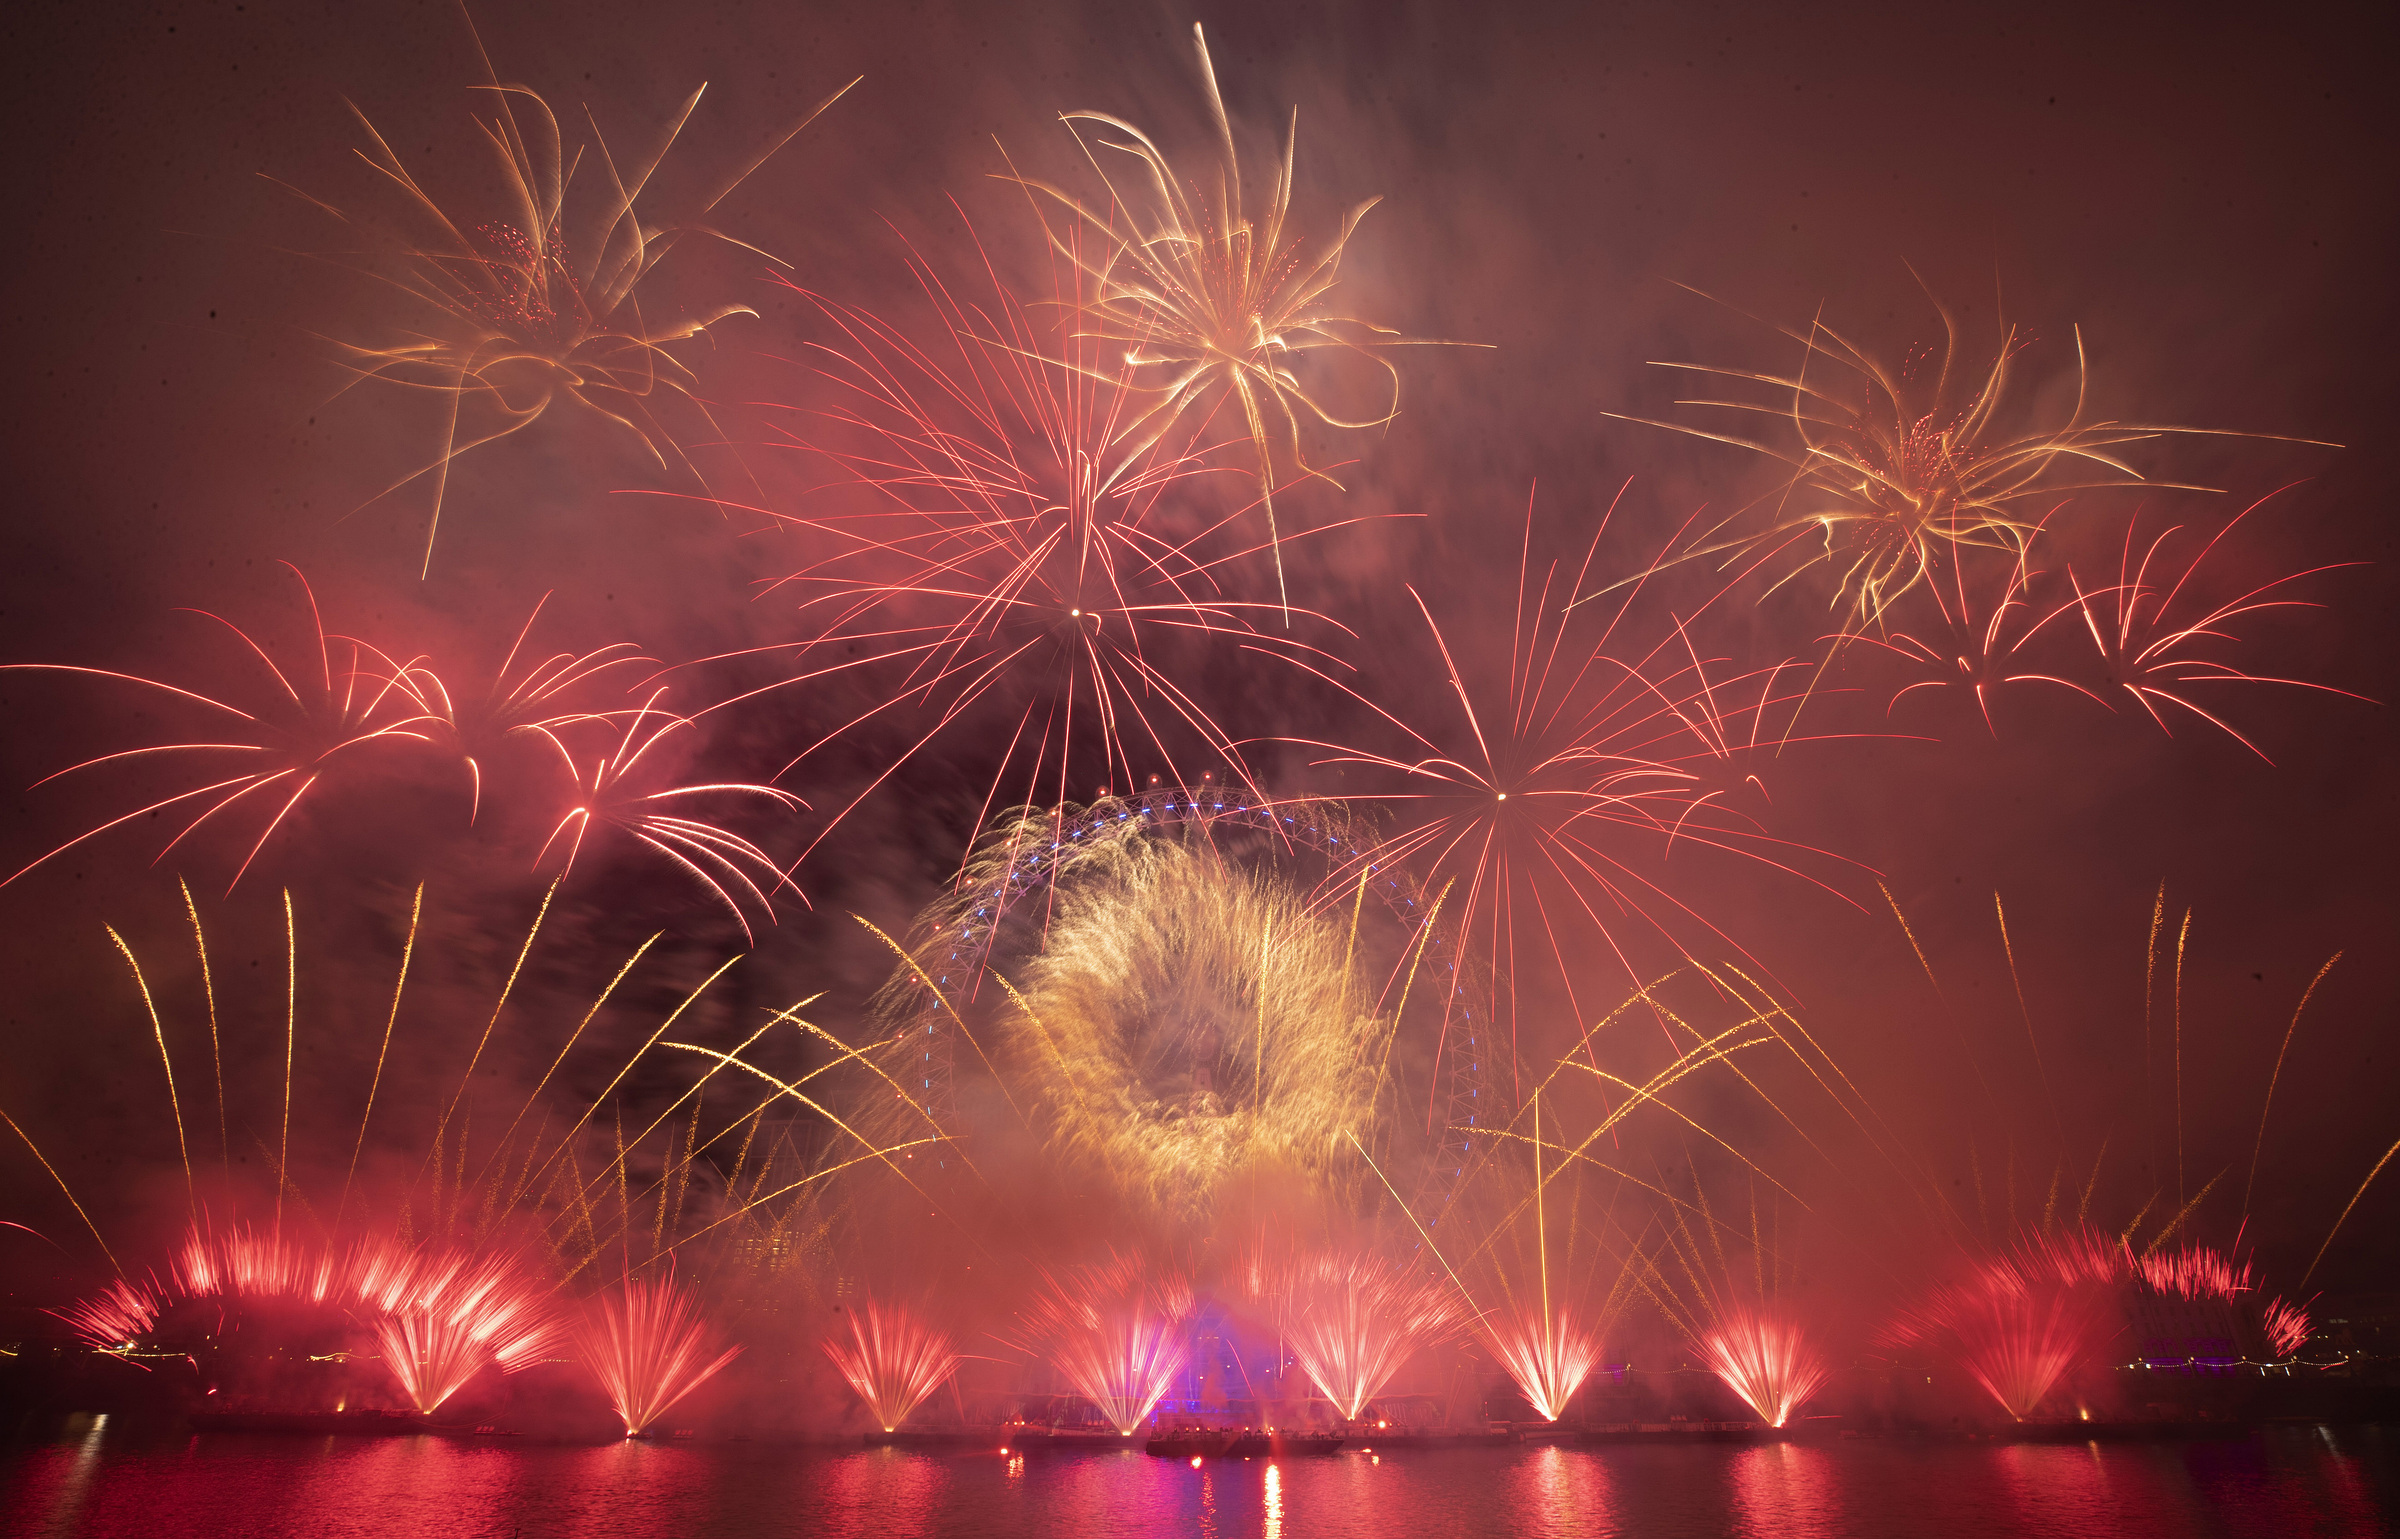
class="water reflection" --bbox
[1504,1444,1615,1538]
[0,1422,2393,1539]
[1728,1442,1839,1538]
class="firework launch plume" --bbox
[1020,1251,1194,1434]
[823,1300,964,1431]
[574,1273,741,1436]
[1890,1233,2124,1420]
[1250,1244,1465,1420]
[1697,1304,1829,1428]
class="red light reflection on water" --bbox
[1503,1443,1615,1535]
[3,1420,2396,1538]
[1727,1442,1842,1539]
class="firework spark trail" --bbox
[2058,493,2367,762]
[1599,291,2324,636]
[1251,1246,1464,1420]
[1021,1252,1194,1434]
[2261,1296,2312,1359]
[1291,493,1862,1104]
[1852,531,2106,733]
[2246,953,2342,1211]
[823,1301,964,1431]
[1010,23,1483,620]
[574,1272,741,1436]
[1697,1304,1828,1427]
[684,218,1356,868]
[277,21,857,572]
[1,567,442,892]
[529,689,806,941]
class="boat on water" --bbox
[1144,1424,1238,1458]
[1224,1429,1345,1457]
[1140,1426,1347,1458]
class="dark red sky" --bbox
[0,0,2393,1293]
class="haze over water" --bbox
[5,1422,2397,1539]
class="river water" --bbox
[4,1419,2396,1537]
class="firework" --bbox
[965,814,1389,1223]
[284,29,856,572]
[1892,1247,2120,1421]
[1296,501,1849,1092]
[2058,498,2363,762]
[703,213,1344,857]
[1253,1246,1463,1421]
[1607,296,2251,634]
[1857,534,2105,733]
[1696,1304,1828,1427]
[1474,1089,1622,1422]
[527,688,805,941]
[387,593,652,824]
[574,1273,741,1436]
[1487,1308,1604,1423]
[2,567,439,892]
[823,1301,963,1431]
[1021,1252,1194,1434]
[2260,1297,2312,1360]
[1022,23,1479,615]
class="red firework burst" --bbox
[3,565,439,892]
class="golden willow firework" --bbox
[276,21,856,572]
[863,801,1417,1230]
[1020,22,1484,617]
[1600,290,2329,637]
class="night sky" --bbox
[0,0,2393,1303]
